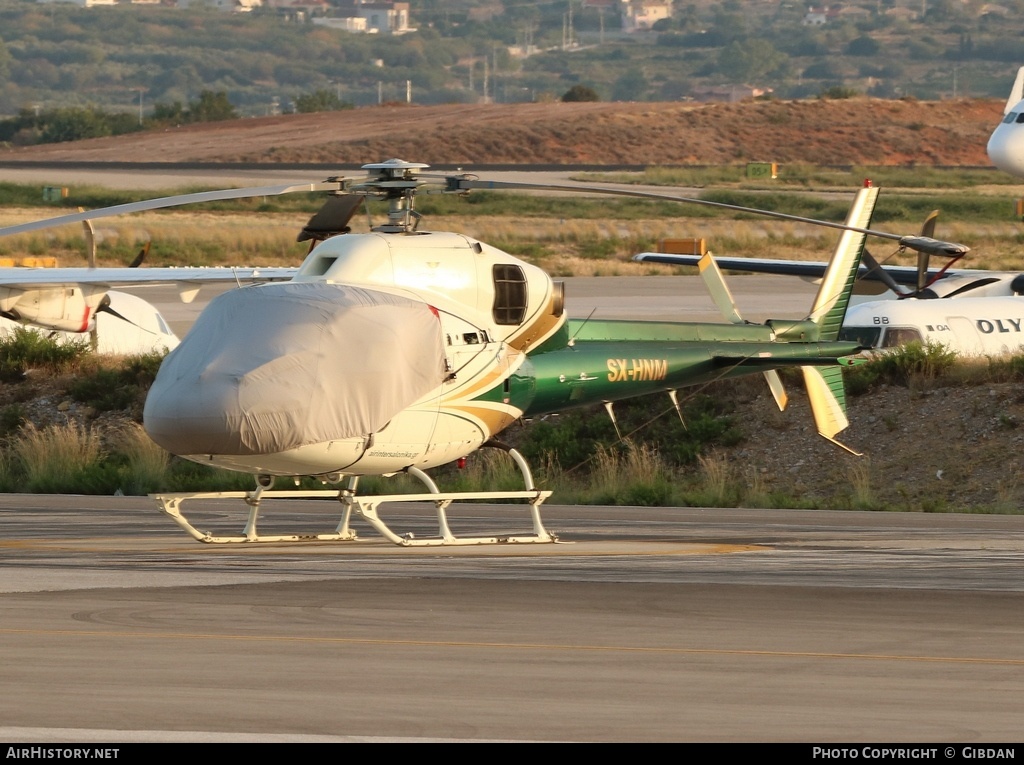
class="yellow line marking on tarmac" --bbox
[1,627,1022,666]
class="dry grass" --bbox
[12,421,104,492]
[5,203,1024,274]
[115,422,170,495]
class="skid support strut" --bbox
[149,447,556,546]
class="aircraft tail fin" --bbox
[1005,66,1024,115]
[807,185,879,342]
[801,364,861,455]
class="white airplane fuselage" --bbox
[843,296,1024,356]
[987,66,1024,177]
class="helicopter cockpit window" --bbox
[838,326,881,348]
[492,264,528,325]
[881,327,924,348]
[1004,112,1019,124]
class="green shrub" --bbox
[845,341,958,392]
[0,328,89,382]
[68,351,166,415]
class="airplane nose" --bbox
[143,282,445,457]
[988,119,1024,177]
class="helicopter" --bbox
[0,161,970,547]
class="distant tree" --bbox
[717,40,788,83]
[294,89,353,113]
[819,86,861,100]
[847,35,881,56]
[187,90,237,123]
[39,108,112,143]
[561,84,599,102]
[611,68,648,102]
[152,101,186,123]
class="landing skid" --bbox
[149,447,557,546]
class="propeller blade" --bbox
[0,181,344,238]
[917,210,939,293]
[129,241,151,269]
[79,210,96,269]
[861,248,911,296]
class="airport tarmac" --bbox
[0,495,1022,743]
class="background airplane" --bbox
[0,182,327,353]
[633,250,1024,355]
[987,65,1024,177]
[0,289,180,355]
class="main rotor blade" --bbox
[448,178,970,257]
[0,181,343,238]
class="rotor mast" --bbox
[358,159,430,233]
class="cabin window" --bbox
[881,327,923,348]
[838,326,881,348]
[492,264,528,325]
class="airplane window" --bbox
[838,326,881,347]
[1004,112,1019,124]
[492,264,528,325]
[881,328,923,348]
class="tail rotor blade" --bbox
[697,252,744,324]
[699,253,789,410]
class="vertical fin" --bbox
[808,185,879,341]
[802,365,861,455]
[1005,65,1024,115]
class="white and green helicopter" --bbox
[0,161,968,547]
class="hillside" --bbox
[1,98,1004,167]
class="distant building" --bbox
[328,0,415,34]
[980,4,1011,19]
[265,0,330,17]
[692,84,772,103]
[177,0,262,11]
[621,0,671,32]
[36,0,117,7]
[802,6,841,25]
[313,16,368,31]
